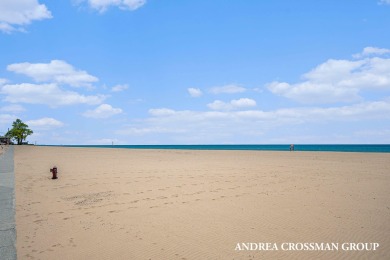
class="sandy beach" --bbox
[13,146,390,259]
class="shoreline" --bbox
[14,146,390,259]
[37,144,390,153]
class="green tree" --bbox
[6,119,33,145]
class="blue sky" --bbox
[1,0,390,144]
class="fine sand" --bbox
[14,146,390,259]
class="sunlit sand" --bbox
[15,146,390,259]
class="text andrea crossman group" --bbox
[235,242,379,251]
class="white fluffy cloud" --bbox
[267,48,390,104]
[267,81,361,104]
[26,117,64,130]
[0,0,52,33]
[187,88,203,97]
[83,104,123,118]
[7,60,98,87]
[207,100,231,111]
[0,83,105,107]
[78,0,146,13]
[208,98,257,111]
[111,84,128,92]
[231,98,257,108]
[210,84,246,94]
[353,46,390,58]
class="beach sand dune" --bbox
[14,146,390,259]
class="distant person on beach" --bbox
[290,144,294,151]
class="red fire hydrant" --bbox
[50,166,58,179]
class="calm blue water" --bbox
[51,144,390,153]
